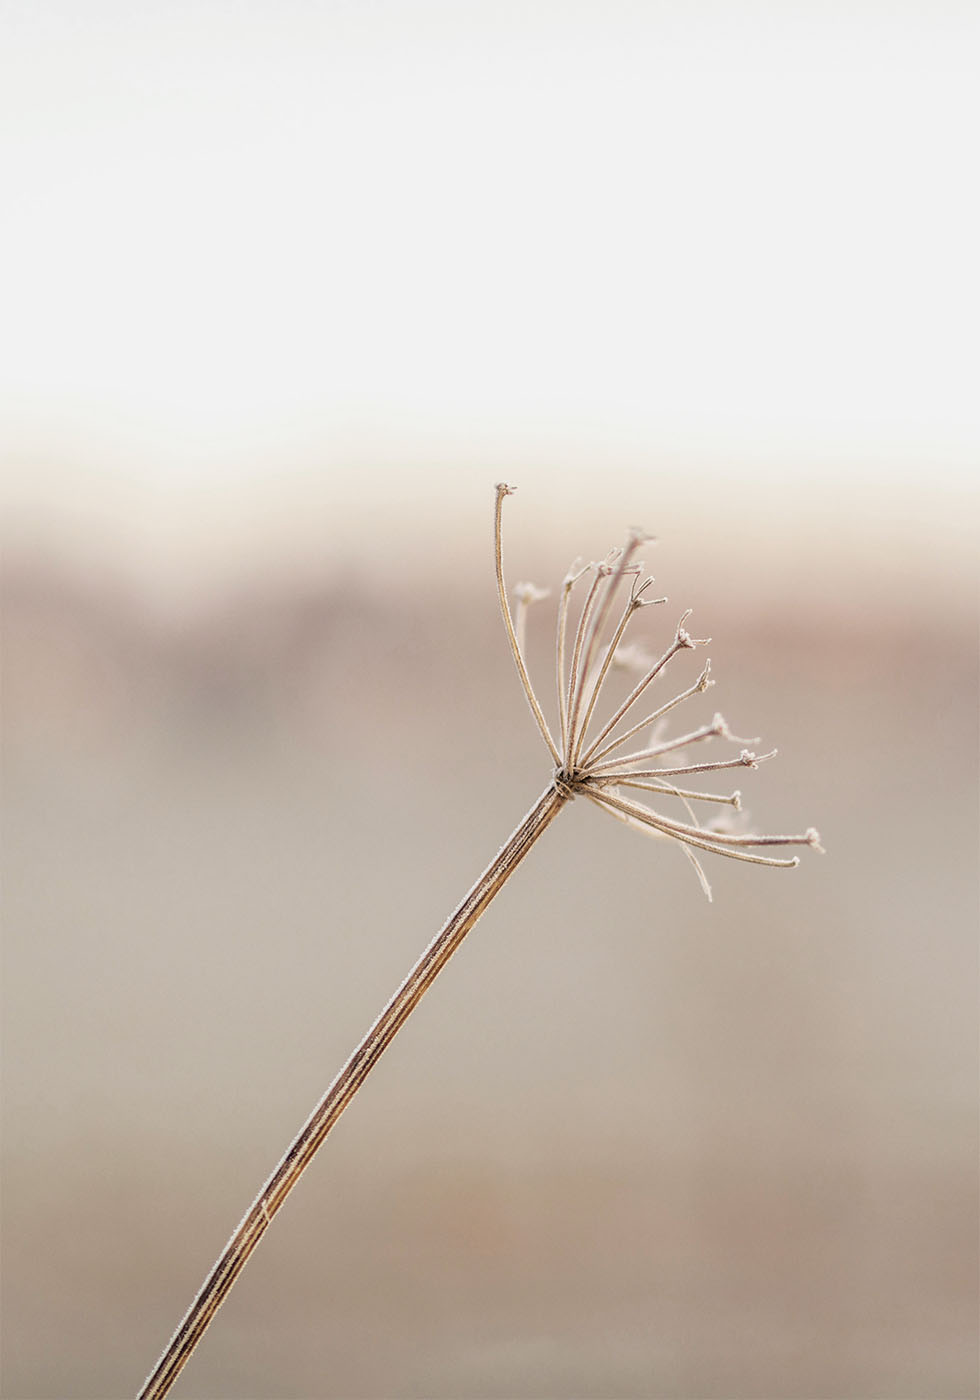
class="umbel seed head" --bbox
[493,483,822,901]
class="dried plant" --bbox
[495,483,823,897]
[137,484,821,1399]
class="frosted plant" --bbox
[137,485,821,1399]
[494,482,822,900]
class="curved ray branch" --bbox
[664,781,708,837]
[555,558,588,753]
[588,747,779,782]
[566,581,638,767]
[578,530,651,684]
[577,612,708,767]
[595,791,822,851]
[581,786,808,867]
[612,779,743,808]
[494,484,561,765]
[586,783,822,857]
[566,530,650,765]
[681,846,714,901]
[570,576,664,770]
[587,713,736,774]
[585,660,714,768]
[563,561,613,763]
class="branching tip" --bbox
[675,610,710,649]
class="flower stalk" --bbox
[137,483,820,1398]
[137,784,568,1400]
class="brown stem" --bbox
[137,782,569,1400]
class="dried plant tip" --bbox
[630,576,667,609]
[740,747,777,768]
[675,610,710,649]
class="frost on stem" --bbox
[494,484,822,900]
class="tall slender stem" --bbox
[137,783,570,1400]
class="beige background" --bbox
[2,4,977,1399]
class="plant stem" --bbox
[137,781,569,1400]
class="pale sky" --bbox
[2,1,977,592]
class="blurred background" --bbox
[2,3,977,1398]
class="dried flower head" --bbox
[495,482,822,900]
